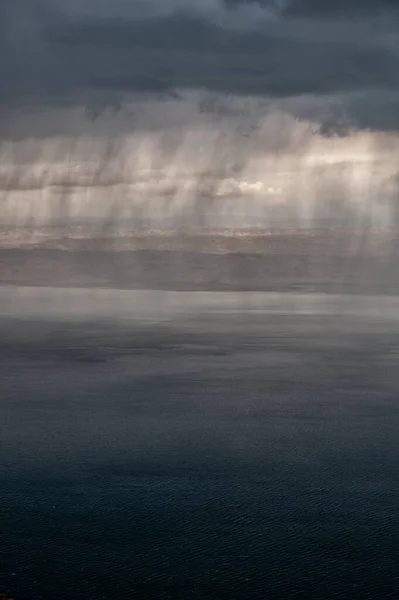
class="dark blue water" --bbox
[1,313,399,599]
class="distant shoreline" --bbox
[0,228,398,293]
[0,227,396,253]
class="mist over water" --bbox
[1,93,399,233]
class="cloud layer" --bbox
[2,1,399,234]
[1,0,399,132]
[1,95,398,231]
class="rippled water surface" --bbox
[1,297,399,599]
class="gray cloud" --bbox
[1,0,399,132]
[284,0,399,18]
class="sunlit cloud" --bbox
[0,93,398,231]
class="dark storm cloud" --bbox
[1,0,399,131]
[284,0,399,18]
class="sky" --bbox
[2,0,399,131]
[1,0,399,229]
